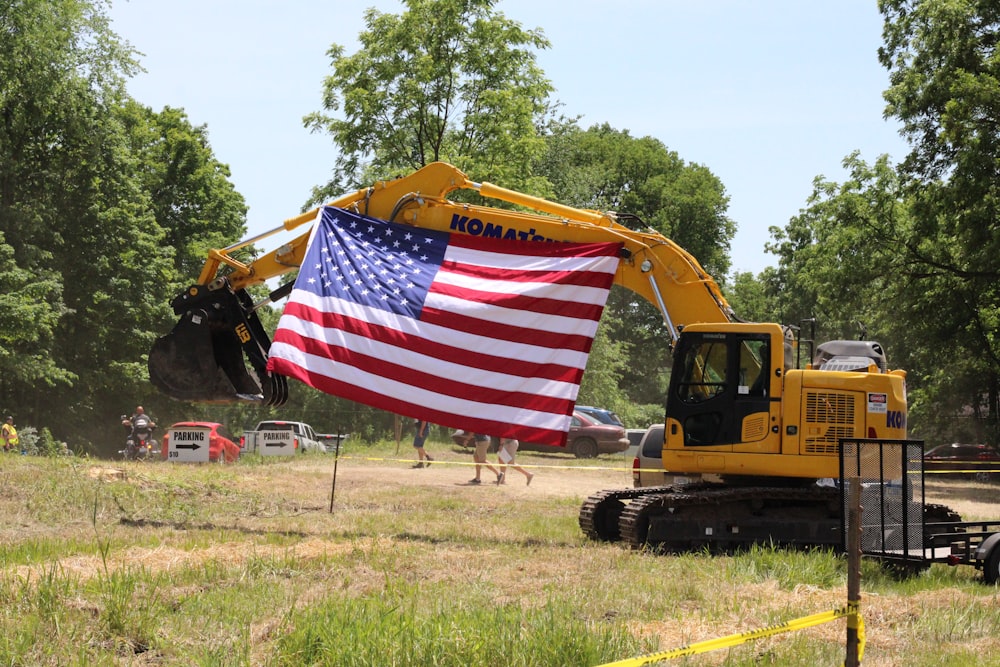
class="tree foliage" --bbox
[757,1,1000,443]
[877,0,1000,442]
[304,0,553,199]
[0,0,252,452]
[537,121,735,412]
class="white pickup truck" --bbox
[241,420,325,455]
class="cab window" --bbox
[676,338,728,403]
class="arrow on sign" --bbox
[174,443,202,450]
[265,441,290,447]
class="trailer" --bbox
[841,439,1000,584]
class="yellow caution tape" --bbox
[596,604,863,667]
[334,454,647,473]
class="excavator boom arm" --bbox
[149,162,734,404]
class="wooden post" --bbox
[845,477,862,667]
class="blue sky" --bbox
[108,0,908,276]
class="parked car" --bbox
[160,421,241,463]
[632,423,666,487]
[631,424,723,488]
[241,420,325,454]
[316,432,350,452]
[923,443,1000,483]
[624,428,648,459]
[452,412,629,458]
[520,410,629,458]
[575,405,623,427]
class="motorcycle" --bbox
[119,414,158,461]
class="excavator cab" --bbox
[148,279,289,406]
[666,325,775,448]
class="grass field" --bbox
[1,440,999,666]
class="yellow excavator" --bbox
[150,161,957,551]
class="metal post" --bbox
[845,477,862,667]
[329,429,342,513]
[394,414,402,455]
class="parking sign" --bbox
[167,426,211,463]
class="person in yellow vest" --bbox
[1,417,19,453]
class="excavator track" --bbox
[924,503,965,546]
[579,487,673,542]
[581,485,967,556]
[615,485,843,552]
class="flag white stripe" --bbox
[269,339,575,432]
[290,288,593,369]
[276,304,584,399]
[424,292,600,339]
[445,244,620,275]
[433,268,616,307]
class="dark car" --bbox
[575,405,623,427]
[160,421,241,463]
[520,410,629,459]
[451,412,629,459]
[923,443,1000,483]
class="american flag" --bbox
[266,207,621,446]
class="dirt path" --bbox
[326,452,1000,519]
[324,451,635,499]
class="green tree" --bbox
[0,0,142,428]
[725,268,781,325]
[878,0,1000,443]
[538,121,734,277]
[120,102,248,282]
[0,0,252,452]
[537,121,735,409]
[304,0,553,199]
[0,234,70,390]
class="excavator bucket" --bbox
[148,283,288,406]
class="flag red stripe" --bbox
[281,300,588,382]
[268,355,568,446]
[427,279,608,321]
[418,305,597,353]
[271,327,576,416]
[440,258,621,290]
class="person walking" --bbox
[411,419,434,468]
[464,432,499,485]
[496,435,533,486]
[1,417,18,453]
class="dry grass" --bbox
[1,446,999,666]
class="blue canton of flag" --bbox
[307,208,447,318]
